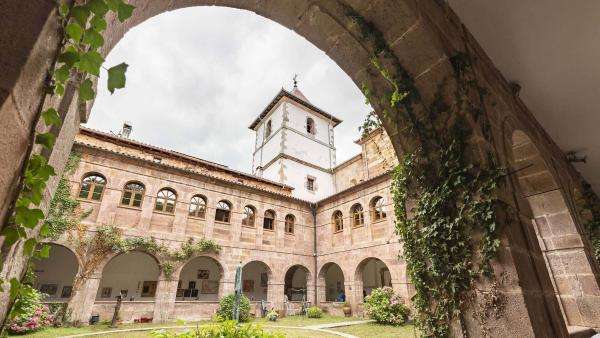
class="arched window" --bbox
[263,210,275,231]
[333,210,343,232]
[154,188,176,213]
[121,181,145,207]
[78,174,106,201]
[351,204,364,227]
[189,195,207,218]
[215,200,231,223]
[371,196,387,221]
[265,120,272,138]
[242,205,256,227]
[306,117,315,135]
[285,214,295,234]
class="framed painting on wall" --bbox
[61,286,72,298]
[197,270,210,279]
[201,280,219,294]
[101,287,112,298]
[243,280,254,293]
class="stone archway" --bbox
[318,262,345,302]
[508,129,600,328]
[241,260,273,303]
[32,244,79,302]
[354,257,391,300]
[283,264,311,302]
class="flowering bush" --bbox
[306,306,323,318]
[364,287,409,325]
[151,321,283,338]
[265,310,279,321]
[8,286,53,334]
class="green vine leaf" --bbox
[15,206,44,229]
[23,238,38,257]
[38,245,52,259]
[58,51,80,67]
[65,22,84,42]
[41,108,61,127]
[39,223,51,238]
[71,5,91,27]
[90,15,107,32]
[2,227,20,247]
[88,0,109,16]
[79,78,95,102]
[35,132,56,149]
[78,51,104,76]
[107,62,128,94]
[9,278,20,301]
[117,1,135,22]
[82,29,105,49]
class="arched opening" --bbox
[176,256,223,301]
[97,251,160,301]
[354,258,391,299]
[32,244,79,302]
[284,265,310,302]
[509,130,600,328]
[319,263,345,302]
[242,261,271,302]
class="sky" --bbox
[86,6,372,173]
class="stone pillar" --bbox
[68,272,102,325]
[344,280,360,316]
[152,276,178,323]
[316,274,326,306]
[137,194,154,230]
[268,281,284,311]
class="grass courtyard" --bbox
[8,315,416,338]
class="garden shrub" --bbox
[8,286,53,334]
[265,310,279,321]
[306,306,323,318]
[217,293,251,322]
[364,287,409,325]
[151,321,283,338]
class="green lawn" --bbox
[332,322,417,338]
[253,314,356,327]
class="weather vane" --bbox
[293,74,298,88]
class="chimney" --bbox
[120,122,132,139]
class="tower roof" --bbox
[248,87,342,130]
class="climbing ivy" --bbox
[341,3,507,337]
[1,0,135,331]
[578,182,600,264]
[70,224,221,281]
[358,111,382,139]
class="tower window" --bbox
[265,120,272,138]
[306,177,315,191]
[306,117,315,135]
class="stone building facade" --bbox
[37,88,405,323]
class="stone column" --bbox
[152,275,178,323]
[68,271,102,325]
[137,194,154,230]
[345,279,360,316]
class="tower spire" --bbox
[293,74,298,88]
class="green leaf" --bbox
[23,238,37,257]
[71,5,91,27]
[39,223,51,237]
[37,164,56,181]
[106,0,120,11]
[88,0,109,16]
[90,15,107,32]
[35,132,56,149]
[41,108,61,127]
[117,2,135,22]
[58,51,80,67]
[14,207,44,228]
[58,2,70,18]
[54,65,70,84]
[39,245,52,258]
[55,83,65,96]
[66,22,84,42]
[82,29,105,49]
[9,278,20,300]
[78,51,104,76]
[107,62,128,94]
[2,227,20,247]
[79,79,96,102]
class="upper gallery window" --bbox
[242,205,256,227]
[333,210,343,232]
[284,214,295,234]
[121,181,145,207]
[263,210,275,230]
[189,195,207,219]
[371,196,387,222]
[154,188,177,213]
[351,203,365,227]
[215,200,232,223]
[78,174,106,201]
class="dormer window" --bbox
[265,120,272,138]
[306,117,315,135]
[306,177,315,191]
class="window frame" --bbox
[154,188,177,213]
[215,200,232,223]
[189,195,207,219]
[78,173,107,201]
[306,117,315,135]
[263,210,276,231]
[333,210,343,233]
[120,181,145,208]
[284,214,295,234]
[242,205,256,227]
[306,177,315,191]
[265,119,272,138]
[351,204,365,227]
[371,196,387,222]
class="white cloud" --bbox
[87,6,372,172]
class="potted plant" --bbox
[342,302,352,317]
[266,310,279,322]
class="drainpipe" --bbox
[311,203,318,306]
